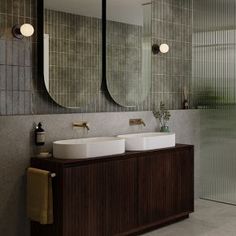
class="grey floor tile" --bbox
[142,200,236,236]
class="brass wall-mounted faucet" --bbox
[73,122,90,131]
[129,119,146,127]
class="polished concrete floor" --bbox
[142,199,236,236]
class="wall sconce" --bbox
[152,43,169,55]
[12,23,34,39]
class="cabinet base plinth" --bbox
[121,212,190,236]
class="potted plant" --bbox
[153,102,171,132]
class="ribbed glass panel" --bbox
[193,0,236,108]
[193,0,236,204]
[200,109,236,204]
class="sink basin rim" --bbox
[117,132,176,151]
[53,137,125,145]
[117,132,175,139]
[53,137,125,160]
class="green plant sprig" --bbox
[153,102,171,127]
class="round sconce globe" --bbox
[20,24,34,37]
[160,44,169,54]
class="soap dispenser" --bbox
[35,122,46,146]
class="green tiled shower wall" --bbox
[106,20,143,107]
[0,0,193,115]
[44,9,143,108]
[44,9,102,108]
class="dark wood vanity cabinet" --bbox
[138,148,194,227]
[62,158,138,236]
[31,144,194,236]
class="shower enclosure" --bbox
[193,0,236,204]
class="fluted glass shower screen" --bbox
[193,0,236,204]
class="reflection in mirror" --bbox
[106,0,152,107]
[44,0,102,108]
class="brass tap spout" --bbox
[129,119,146,127]
[140,119,146,127]
[73,122,90,131]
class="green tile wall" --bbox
[0,0,193,115]
[44,9,102,108]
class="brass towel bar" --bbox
[26,168,56,178]
[50,173,56,178]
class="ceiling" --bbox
[44,0,151,25]
[45,0,102,19]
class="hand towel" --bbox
[27,167,53,224]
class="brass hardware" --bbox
[73,122,90,131]
[129,119,146,127]
[26,168,56,178]
[50,173,56,178]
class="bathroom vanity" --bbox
[30,144,194,236]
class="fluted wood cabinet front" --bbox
[62,158,138,236]
[138,148,194,227]
[31,144,194,236]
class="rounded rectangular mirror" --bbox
[43,0,102,108]
[106,0,152,107]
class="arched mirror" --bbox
[43,0,102,108]
[106,0,152,107]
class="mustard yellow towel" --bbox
[27,167,53,224]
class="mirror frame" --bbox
[38,0,44,91]
[38,0,107,108]
[103,0,151,108]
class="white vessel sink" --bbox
[117,132,175,151]
[53,137,125,159]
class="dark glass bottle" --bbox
[35,122,46,146]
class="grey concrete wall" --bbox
[169,110,200,200]
[0,110,200,236]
